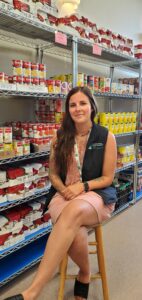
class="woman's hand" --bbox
[61,182,84,201]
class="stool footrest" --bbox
[89,241,97,246]
[66,274,77,279]
[91,273,101,280]
[65,273,101,280]
[89,250,97,254]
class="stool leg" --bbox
[58,255,68,300]
[95,225,109,300]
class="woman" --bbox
[4,86,117,300]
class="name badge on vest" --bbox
[88,142,103,150]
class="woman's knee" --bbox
[61,200,88,226]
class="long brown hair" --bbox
[54,86,98,180]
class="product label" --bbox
[93,44,102,56]
[55,32,67,46]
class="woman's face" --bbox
[69,91,92,125]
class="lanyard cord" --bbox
[74,142,82,181]
[74,130,91,182]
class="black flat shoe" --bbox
[4,294,24,300]
[74,278,89,299]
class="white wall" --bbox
[79,0,142,44]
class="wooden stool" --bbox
[58,224,109,300]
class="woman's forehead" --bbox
[69,92,89,102]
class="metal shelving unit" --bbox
[0,1,139,64]
[0,89,66,98]
[0,2,72,47]
[112,202,130,217]
[0,2,142,287]
[0,186,50,212]
[94,92,139,99]
[0,88,139,99]
[0,234,49,287]
[136,191,142,202]
[115,132,137,138]
[115,162,136,173]
[77,37,138,64]
[0,151,49,165]
[0,256,41,288]
[0,226,52,259]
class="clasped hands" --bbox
[61,181,84,201]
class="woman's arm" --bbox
[87,132,117,190]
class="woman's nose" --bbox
[75,105,81,110]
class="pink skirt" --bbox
[48,191,115,224]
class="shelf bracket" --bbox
[36,46,43,64]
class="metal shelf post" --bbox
[133,62,142,201]
[108,66,114,112]
[36,46,43,64]
[72,36,78,87]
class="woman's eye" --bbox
[80,102,87,106]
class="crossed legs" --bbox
[68,226,91,300]
[68,226,90,282]
[16,200,99,300]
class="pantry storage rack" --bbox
[0,2,142,287]
[0,90,67,98]
[115,161,136,174]
[0,225,52,287]
[0,187,50,212]
[0,226,51,260]
[0,88,140,99]
[0,2,140,65]
[0,234,49,287]
[0,150,50,165]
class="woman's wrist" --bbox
[83,181,89,192]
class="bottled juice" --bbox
[132,123,136,132]
[100,113,109,125]
[123,112,127,123]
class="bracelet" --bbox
[83,181,89,192]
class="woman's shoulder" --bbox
[93,123,108,133]
[92,123,108,140]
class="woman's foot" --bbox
[74,271,90,300]
[74,279,89,300]
[3,295,24,300]
[4,286,42,300]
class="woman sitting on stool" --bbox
[4,86,117,300]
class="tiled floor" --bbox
[1,200,142,300]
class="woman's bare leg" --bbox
[68,227,91,300]
[21,200,98,300]
[68,226,90,282]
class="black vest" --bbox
[44,124,117,213]
[82,123,108,181]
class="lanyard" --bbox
[74,142,82,181]
[74,130,91,182]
